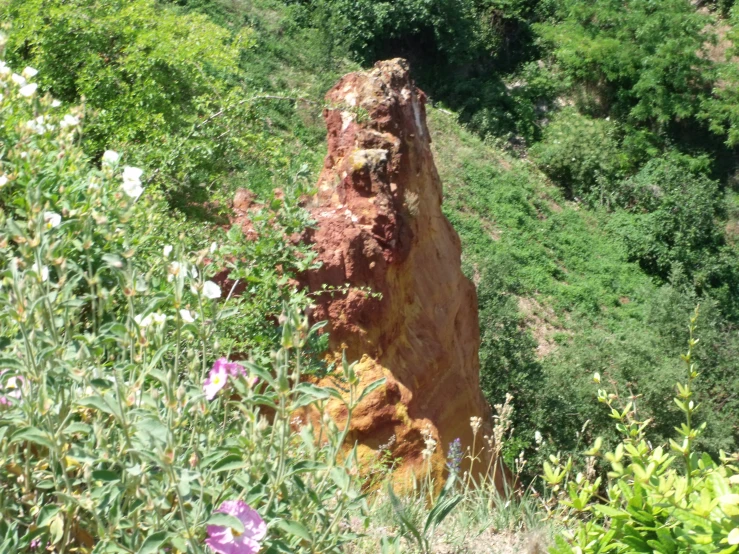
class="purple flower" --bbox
[446,438,463,476]
[206,500,266,554]
[30,538,42,550]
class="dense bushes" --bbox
[0,57,379,553]
[536,0,712,127]
[531,109,625,201]
[2,0,333,213]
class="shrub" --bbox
[531,108,625,200]
[0,57,380,553]
[544,308,739,553]
[607,155,727,282]
[535,0,712,128]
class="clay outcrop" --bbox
[300,59,502,488]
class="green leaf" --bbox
[91,470,120,482]
[36,505,60,528]
[277,520,312,542]
[212,454,248,473]
[11,427,54,449]
[77,395,117,417]
[206,513,245,534]
[49,515,64,545]
[138,531,168,554]
[594,504,629,519]
[357,378,386,403]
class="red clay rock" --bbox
[301,59,503,489]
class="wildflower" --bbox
[731,529,739,546]
[535,430,543,445]
[32,263,49,282]
[60,114,80,129]
[203,364,228,401]
[51,99,62,108]
[593,372,601,384]
[210,242,218,253]
[11,73,26,87]
[19,83,38,98]
[163,244,173,257]
[203,281,221,299]
[121,166,144,199]
[190,266,199,279]
[212,357,246,378]
[44,211,61,229]
[206,500,266,554]
[26,116,51,134]
[151,313,166,326]
[446,438,463,475]
[135,314,153,328]
[0,371,24,406]
[470,416,482,434]
[102,150,120,165]
[0,61,9,76]
[180,309,196,323]
[421,425,437,460]
[0,176,8,187]
[22,66,38,79]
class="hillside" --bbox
[3,0,739,552]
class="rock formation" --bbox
[300,59,503,489]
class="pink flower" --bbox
[0,370,23,406]
[206,500,266,554]
[212,357,246,378]
[204,359,255,401]
[203,365,228,401]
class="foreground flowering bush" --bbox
[0,58,379,553]
[544,309,739,554]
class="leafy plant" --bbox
[544,307,739,553]
[0,56,382,554]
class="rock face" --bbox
[302,59,501,487]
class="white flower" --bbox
[51,99,62,108]
[32,263,49,282]
[22,66,38,79]
[534,430,543,444]
[11,73,26,87]
[135,314,153,328]
[121,166,144,199]
[210,242,218,254]
[190,266,198,279]
[43,211,61,229]
[19,84,37,98]
[168,261,181,276]
[151,313,166,326]
[0,61,8,76]
[180,309,196,323]
[102,150,120,165]
[59,114,79,129]
[163,244,173,257]
[593,372,601,384]
[26,116,51,134]
[203,281,221,299]
[0,176,8,188]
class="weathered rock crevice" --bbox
[301,59,502,487]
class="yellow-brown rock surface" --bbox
[301,59,502,488]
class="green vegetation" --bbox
[3,0,739,551]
